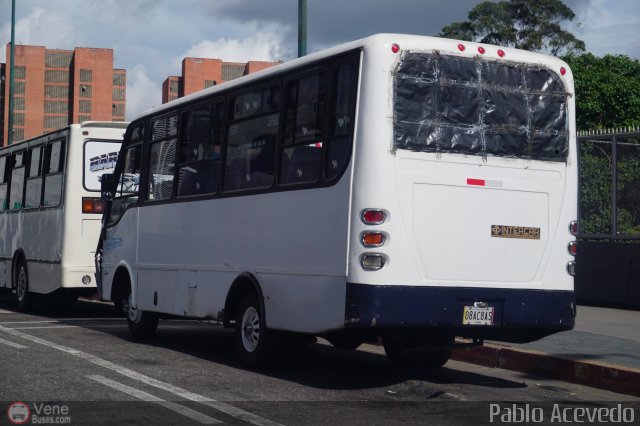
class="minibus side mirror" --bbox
[100,173,115,202]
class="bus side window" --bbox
[107,143,143,226]
[176,103,221,197]
[9,151,26,210]
[25,146,44,209]
[148,115,178,201]
[326,61,356,181]
[43,140,65,207]
[279,72,326,185]
[224,86,280,192]
[0,156,8,211]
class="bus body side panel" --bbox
[101,206,140,305]
[134,171,352,333]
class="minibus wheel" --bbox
[15,260,32,312]
[125,292,158,339]
[234,293,281,368]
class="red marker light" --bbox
[467,178,486,186]
[361,209,386,225]
[478,46,486,54]
[560,67,566,76]
[391,43,400,53]
[458,43,466,52]
[497,49,505,58]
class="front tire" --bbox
[234,294,281,368]
[15,260,33,312]
[125,293,158,339]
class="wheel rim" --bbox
[241,306,260,353]
[16,267,27,301]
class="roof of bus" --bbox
[137,33,572,121]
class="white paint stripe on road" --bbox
[0,325,284,426]
[88,375,221,424]
[0,320,59,324]
[9,325,78,330]
[0,308,14,314]
[0,336,28,349]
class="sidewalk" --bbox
[452,305,640,397]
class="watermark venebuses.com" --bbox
[490,403,636,423]
[7,402,71,424]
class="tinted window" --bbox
[149,115,178,201]
[177,102,223,197]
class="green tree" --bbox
[563,53,640,129]
[439,0,585,56]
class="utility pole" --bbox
[298,0,307,57]
[7,0,16,145]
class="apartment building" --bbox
[1,44,126,145]
[162,57,281,103]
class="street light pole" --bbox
[298,0,307,57]
[7,0,16,145]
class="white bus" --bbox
[0,122,127,310]
[97,34,577,369]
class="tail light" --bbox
[82,197,106,214]
[569,221,579,236]
[361,209,386,225]
[567,261,576,277]
[360,254,386,271]
[568,241,578,256]
[361,231,386,247]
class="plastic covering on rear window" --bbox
[393,52,569,161]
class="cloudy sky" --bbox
[1,0,638,119]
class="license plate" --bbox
[462,306,495,325]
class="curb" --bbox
[451,341,640,397]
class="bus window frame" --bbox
[41,138,67,209]
[23,144,44,210]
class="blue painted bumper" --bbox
[345,283,576,343]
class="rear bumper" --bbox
[345,283,576,343]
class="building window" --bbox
[204,80,216,89]
[15,81,25,95]
[13,113,25,126]
[45,100,69,114]
[14,66,26,80]
[80,69,93,83]
[169,80,179,93]
[222,64,245,81]
[112,103,125,117]
[12,128,24,142]
[45,51,72,68]
[78,115,91,123]
[45,85,69,99]
[113,72,126,86]
[14,97,25,111]
[44,116,68,129]
[112,88,125,101]
[79,85,92,98]
[45,70,69,83]
[79,100,92,113]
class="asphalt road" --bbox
[0,292,638,426]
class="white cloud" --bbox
[178,24,290,66]
[0,7,74,61]
[126,65,162,120]
[567,0,640,57]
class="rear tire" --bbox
[15,259,33,312]
[234,294,281,368]
[383,330,453,370]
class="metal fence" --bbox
[578,127,640,240]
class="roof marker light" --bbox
[391,43,400,54]
[478,46,486,54]
[497,49,505,58]
[458,43,466,52]
[560,67,567,76]
[467,178,486,186]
